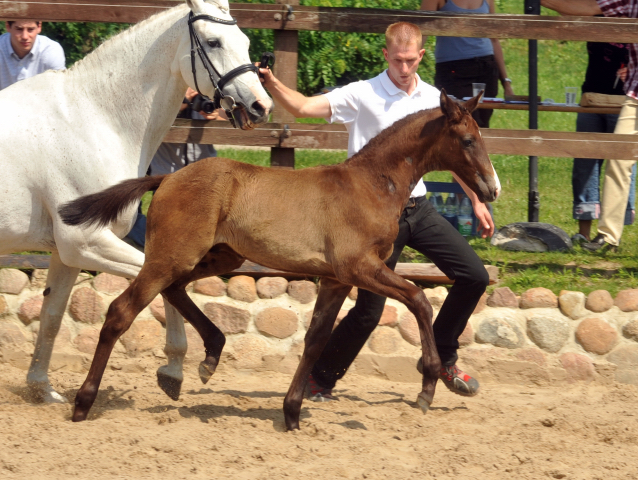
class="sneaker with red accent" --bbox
[305,374,338,402]
[438,365,480,397]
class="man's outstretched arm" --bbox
[259,67,331,119]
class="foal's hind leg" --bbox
[161,244,246,386]
[156,302,187,401]
[284,277,352,431]
[26,253,80,403]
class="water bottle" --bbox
[428,193,439,212]
[457,196,473,237]
[443,193,458,228]
[434,193,444,214]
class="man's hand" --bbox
[472,201,495,238]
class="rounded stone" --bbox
[18,295,44,326]
[287,280,317,304]
[368,327,402,355]
[0,268,30,295]
[514,347,547,367]
[255,277,288,299]
[254,307,298,339]
[585,290,614,313]
[193,276,227,297]
[623,318,638,341]
[398,311,420,346]
[559,352,595,383]
[30,269,48,289]
[423,286,447,308]
[458,322,474,347]
[69,287,106,324]
[576,317,618,355]
[93,273,130,295]
[119,319,163,357]
[74,327,101,355]
[558,291,586,320]
[487,287,519,308]
[527,315,570,353]
[0,321,27,347]
[606,343,638,368]
[519,287,558,309]
[472,293,488,315]
[0,295,7,316]
[378,305,398,327]
[203,302,250,335]
[614,289,638,312]
[230,335,269,369]
[227,275,257,303]
[475,315,525,349]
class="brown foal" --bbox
[60,91,500,430]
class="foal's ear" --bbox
[464,91,482,113]
[439,89,463,124]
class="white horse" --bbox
[0,0,272,403]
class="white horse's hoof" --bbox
[156,366,182,401]
[416,392,433,414]
[28,383,68,404]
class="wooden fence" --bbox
[2,0,638,164]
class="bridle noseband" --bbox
[188,11,259,127]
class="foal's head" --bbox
[432,90,500,203]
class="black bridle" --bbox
[188,11,259,127]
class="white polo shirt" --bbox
[0,33,65,91]
[325,70,441,198]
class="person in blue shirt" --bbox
[0,20,65,90]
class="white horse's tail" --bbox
[59,175,167,228]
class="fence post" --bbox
[270,0,299,169]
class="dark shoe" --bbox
[571,233,588,245]
[305,374,338,402]
[581,234,618,253]
[438,365,480,397]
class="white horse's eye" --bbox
[207,39,221,49]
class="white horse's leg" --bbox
[157,300,187,400]
[27,252,81,403]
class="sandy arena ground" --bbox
[1,360,637,480]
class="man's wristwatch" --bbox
[501,77,512,84]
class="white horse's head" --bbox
[179,0,273,129]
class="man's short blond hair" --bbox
[385,22,423,50]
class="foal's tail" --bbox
[59,175,167,228]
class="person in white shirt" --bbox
[260,22,495,401]
[0,20,65,90]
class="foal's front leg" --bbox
[284,277,352,430]
[341,257,440,413]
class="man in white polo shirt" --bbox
[260,22,495,401]
[0,20,65,91]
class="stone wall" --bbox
[1,267,638,387]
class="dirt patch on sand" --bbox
[1,361,637,479]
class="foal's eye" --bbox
[207,39,221,49]
[462,139,473,147]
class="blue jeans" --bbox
[573,112,636,225]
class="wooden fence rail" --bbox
[2,1,638,42]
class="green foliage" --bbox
[238,0,434,95]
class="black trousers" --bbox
[434,54,499,129]
[311,196,489,389]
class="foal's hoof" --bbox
[198,359,218,384]
[157,369,182,401]
[416,392,433,414]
